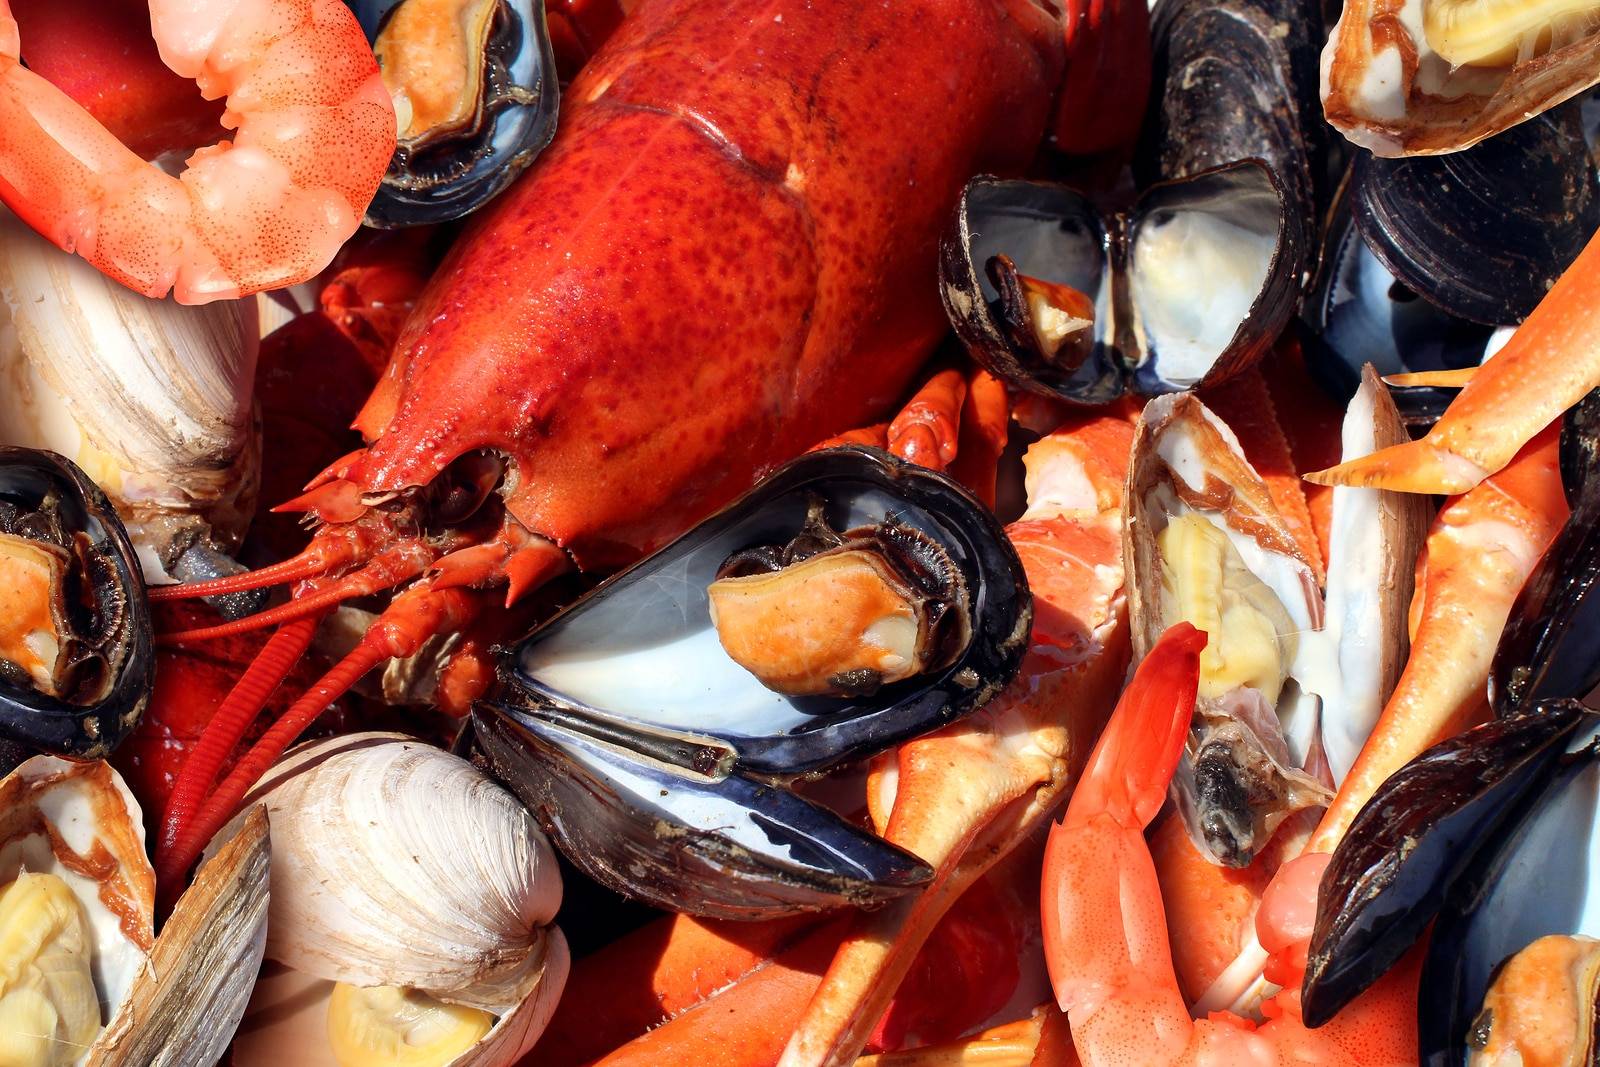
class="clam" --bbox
[227,732,567,1066]
[0,208,260,587]
[0,448,151,759]
[1322,0,1600,154]
[351,0,560,226]
[1124,381,1423,867]
[472,445,1031,919]
[0,754,269,1066]
[940,0,1323,402]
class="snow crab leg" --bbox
[1307,230,1600,495]
[0,0,394,302]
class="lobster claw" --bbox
[469,446,1032,919]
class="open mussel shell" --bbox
[1420,710,1600,1065]
[1126,163,1301,394]
[1301,704,1588,1027]
[942,163,1299,402]
[1490,457,1600,717]
[939,178,1121,405]
[473,445,1030,917]
[473,709,933,920]
[350,0,560,226]
[1562,388,1600,507]
[1350,102,1600,326]
[0,448,151,759]
[1299,175,1507,426]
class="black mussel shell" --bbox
[1137,0,1324,277]
[1302,704,1588,1028]
[1127,162,1298,393]
[0,448,152,759]
[473,701,932,920]
[939,178,1123,406]
[472,445,1030,916]
[1490,465,1600,717]
[1561,387,1600,508]
[1300,175,1505,428]
[1351,101,1600,327]
[941,162,1298,402]
[1420,710,1600,1066]
[350,0,560,227]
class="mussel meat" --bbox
[1323,0,1600,154]
[940,0,1323,402]
[1125,384,1422,867]
[471,445,1031,919]
[0,448,151,760]
[350,0,560,226]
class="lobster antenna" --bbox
[157,586,483,896]
[155,615,325,900]
[147,549,341,602]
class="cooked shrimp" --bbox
[1042,624,1419,1067]
[0,0,394,303]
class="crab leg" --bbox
[781,413,1135,1067]
[1306,422,1566,854]
[1307,231,1600,495]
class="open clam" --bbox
[1323,0,1600,154]
[471,445,1031,919]
[350,0,560,226]
[0,754,269,1066]
[228,732,567,1067]
[1124,381,1424,867]
[941,0,1324,402]
[0,448,151,760]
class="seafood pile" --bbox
[0,0,1597,1064]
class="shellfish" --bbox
[472,446,1031,919]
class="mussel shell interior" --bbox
[1350,102,1600,326]
[1420,714,1600,1066]
[0,448,151,758]
[502,446,1031,776]
[1128,162,1295,394]
[472,704,933,920]
[352,0,561,227]
[940,177,1123,405]
[1300,186,1505,425]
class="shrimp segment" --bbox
[0,0,394,303]
[1043,625,1417,1067]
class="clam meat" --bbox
[1125,382,1422,867]
[472,445,1031,919]
[1323,0,1600,154]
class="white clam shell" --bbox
[246,732,563,1014]
[0,206,259,581]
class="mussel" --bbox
[349,0,560,226]
[1323,0,1600,154]
[1300,103,1599,424]
[941,0,1324,403]
[1124,383,1424,867]
[0,448,151,759]
[471,445,1032,919]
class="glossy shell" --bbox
[472,445,1031,919]
[350,0,560,226]
[1350,101,1600,325]
[0,448,151,759]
